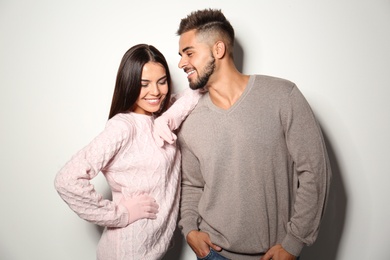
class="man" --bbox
[175,9,331,260]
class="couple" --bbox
[55,9,331,260]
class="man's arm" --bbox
[279,85,332,257]
[178,136,221,257]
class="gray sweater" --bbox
[178,75,331,258]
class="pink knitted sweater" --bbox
[55,113,181,259]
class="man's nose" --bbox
[178,56,187,69]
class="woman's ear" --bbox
[214,41,226,59]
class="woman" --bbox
[55,44,200,259]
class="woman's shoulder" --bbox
[108,113,132,125]
[105,113,138,134]
[108,112,153,132]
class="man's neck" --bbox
[207,70,250,110]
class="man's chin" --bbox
[189,82,206,90]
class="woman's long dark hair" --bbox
[108,44,172,119]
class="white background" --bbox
[1,0,389,259]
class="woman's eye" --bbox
[158,80,167,85]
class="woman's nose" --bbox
[150,83,161,95]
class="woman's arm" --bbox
[153,88,204,146]
[54,118,131,227]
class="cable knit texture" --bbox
[55,112,181,260]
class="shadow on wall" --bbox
[300,128,347,260]
[233,38,244,72]
[161,227,185,259]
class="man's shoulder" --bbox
[251,74,296,95]
[253,74,295,87]
[179,95,211,134]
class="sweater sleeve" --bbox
[281,85,332,256]
[161,88,204,130]
[54,118,130,228]
[177,136,205,238]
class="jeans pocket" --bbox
[196,249,230,260]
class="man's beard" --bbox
[189,55,215,90]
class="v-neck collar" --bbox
[205,75,255,114]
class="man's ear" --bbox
[214,41,226,59]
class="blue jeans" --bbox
[196,249,299,260]
[196,249,230,260]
